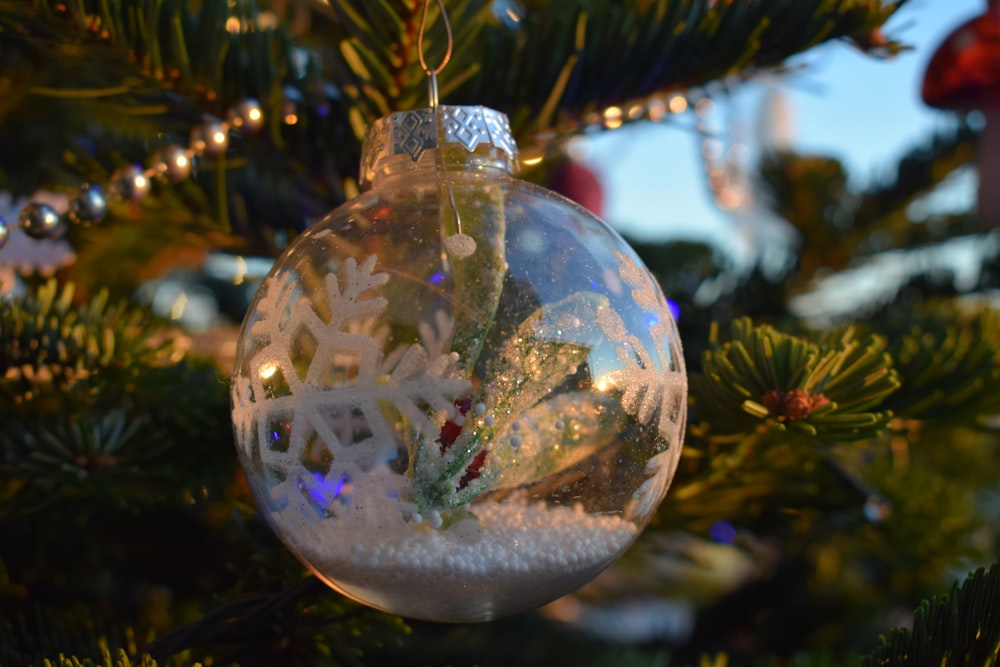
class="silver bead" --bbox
[68,184,108,226]
[18,202,63,239]
[111,165,151,201]
[0,217,9,250]
[191,119,230,156]
[228,98,265,133]
[152,145,193,183]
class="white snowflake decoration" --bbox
[232,254,471,517]
[602,251,688,520]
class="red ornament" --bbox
[553,160,605,217]
[922,5,1000,226]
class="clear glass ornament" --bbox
[0,217,9,249]
[231,105,687,622]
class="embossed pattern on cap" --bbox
[360,105,518,187]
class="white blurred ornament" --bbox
[0,191,76,295]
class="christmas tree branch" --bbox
[449,0,908,143]
[757,120,979,279]
[691,317,899,440]
[859,563,1000,667]
[0,279,232,515]
[139,575,327,661]
[880,301,1000,427]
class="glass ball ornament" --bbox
[111,165,151,201]
[0,217,9,249]
[68,184,108,226]
[19,202,63,239]
[231,105,688,623]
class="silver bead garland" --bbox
[1,98,266,253]
[190,119,230,156]
[3,79,738,253]
[68,184,108,226]
[152,145,193,183]
[111,165,152,202]
[228,98,265,133]
[19,202,63,239]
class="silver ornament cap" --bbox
[359,105,518,188]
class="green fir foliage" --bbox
[691,317,899,439]
[0,279,231,513]
[880,301,1000,426]
[859,564,1000,667]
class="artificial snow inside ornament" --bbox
[231,105,688,622]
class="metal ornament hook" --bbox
[417,0,453,108]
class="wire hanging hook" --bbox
[417,0,453,107]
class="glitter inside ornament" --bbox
[231,105,687,622]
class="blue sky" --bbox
[583,0,984,246]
